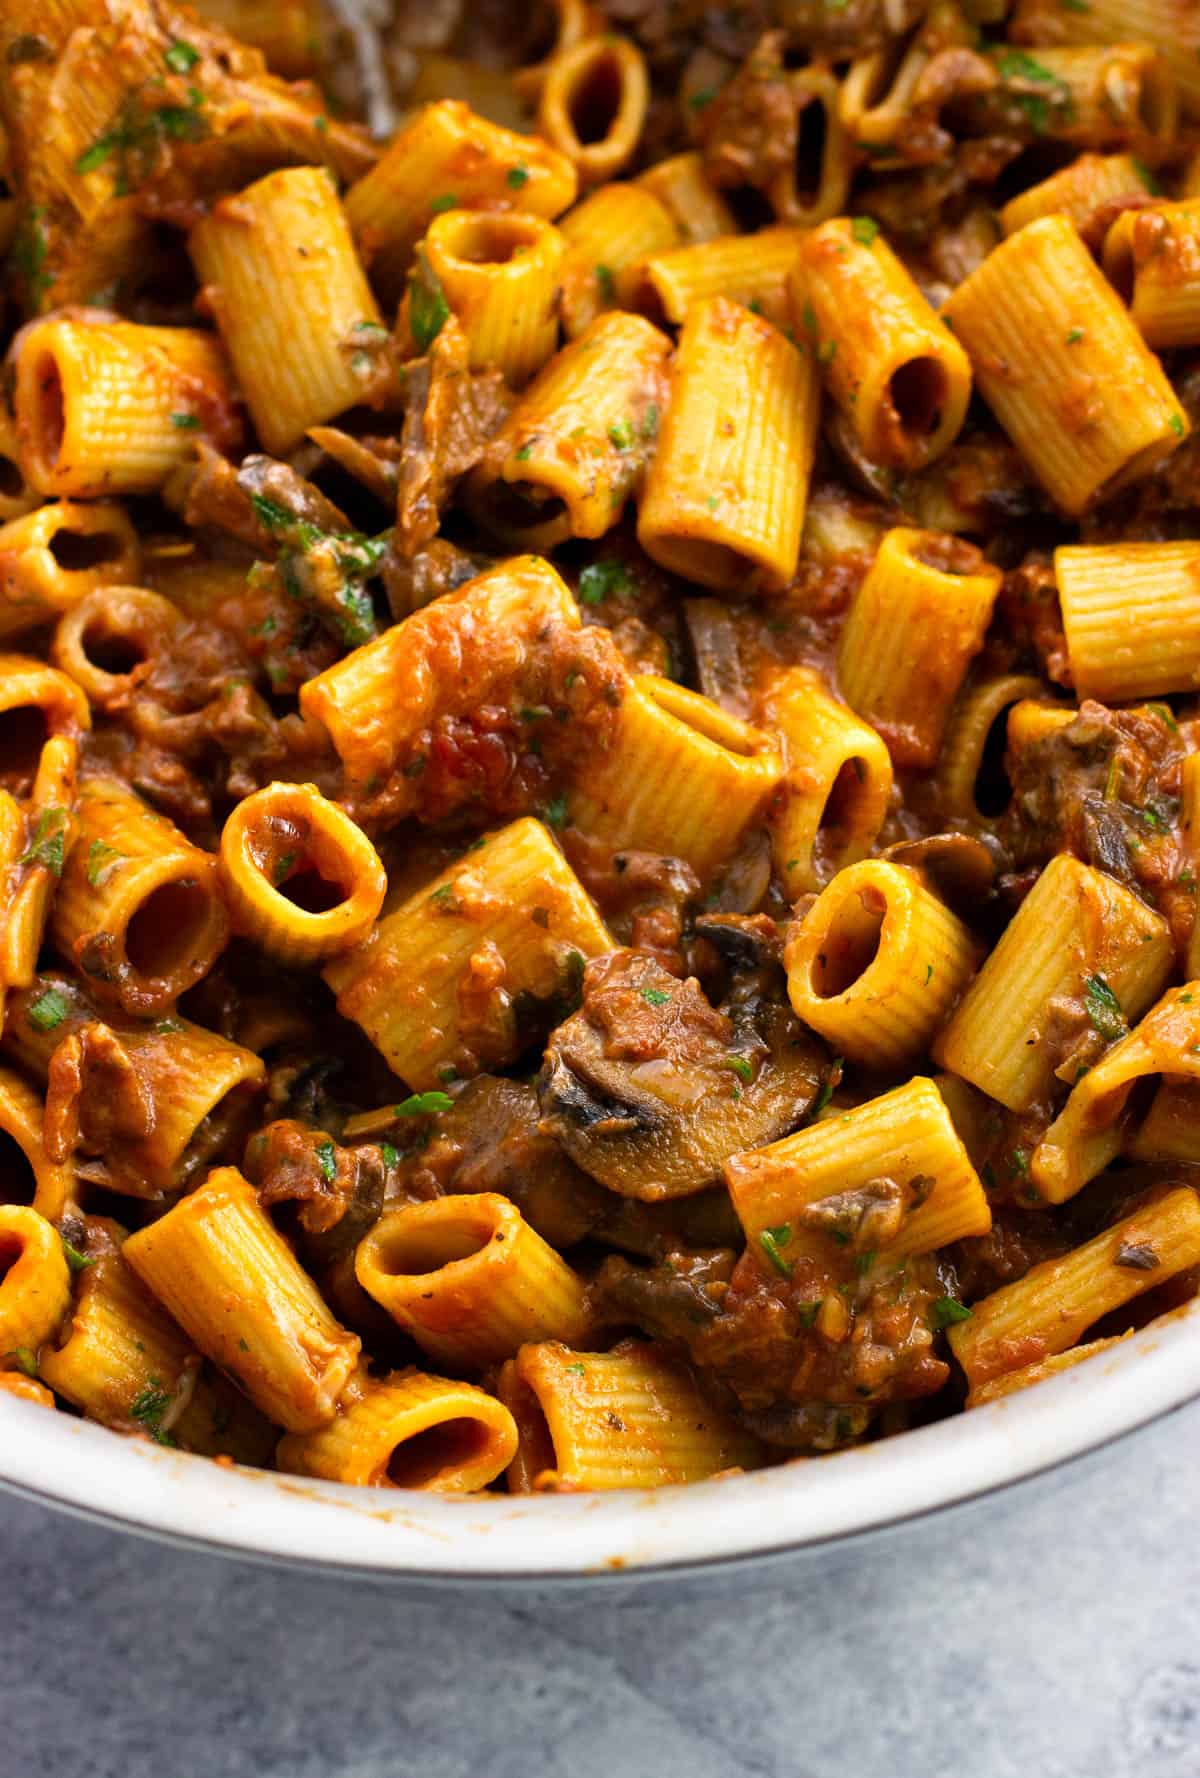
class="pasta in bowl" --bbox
[3,0,1200,1574]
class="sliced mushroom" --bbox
[881,832,997,916]
[539,949,826,1200]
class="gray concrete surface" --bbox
[4,1402,1199,1778]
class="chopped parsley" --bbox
[20,807,67,877]
[381,1143,399,1170]
[641,404,659,439]
[689,87,716,110]
[27,987,69,1032]
[607,419,634,451]
[409,250,451,354]
[1170,413,1186,438]
[578,560,633,605]
[724,1055,754,1083]
[929,1296,972,1330]
[315,1139,337,1183]
[543,793,569,830]
[1084,973,1126,1042]
[565,1361,586,1375]
[429,193,457,213]
[514,441,535,462]
[130,1378,177,1446]
[997,50,1059,84]
[61,1237,93,1273]
[273,852,297,884]
[394,1090,455,1117]
[759,1225,793,1277]
[86,840,125,888]
[164,39,200,73]
[9,1348,38,1378]
[170,411,201,429]
[640,986,671,1006]
[507,164,529,189]
[811,1059,843,1117]
[850,216,879,246]
[1066,328,1084,344]
[595,263,616,302]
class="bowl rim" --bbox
[2,1298,1197,1581]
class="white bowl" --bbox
[3,1297,1197,1582]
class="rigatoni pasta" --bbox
[7,0,1200,1505]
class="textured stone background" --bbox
[5,1403,1199,1778]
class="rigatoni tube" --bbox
[1031,984,1200,1203]
[190,166,384,457]
[504,1340,764,1490]
[276,1369,518,1490]
[949,1188,1200,1391]
[936,673,1045,821]
[537,35,649,186]
[638,297,817,595]
[419,210,564,386]
[0,501,140,643]
[0,1064,74,1220]
[726,1076,992,1262]
[631,229,807,329]
[324,817,612,1089]
[124,1167,360,1434]
[51,777,229,1017]
[1055,542,1200,702]
[344,100,578,298]
[1010,0,1200,119]
[0,1206,71,1365]
[557,182,678,338]
[933,854,1172,1113]
[940,214,1188,515]
[466,311,670,550]
[13,316,241,497]
[836,528,1002,770]
[783,861,977,1071]
[1102,200,1200,349]
[999,152,1154,237]
[789,217,971,472]
[219,782,386,966]
[635,153,735,243]
[355,1193,591,1369]
[567,676,785,883]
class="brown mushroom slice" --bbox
[881,832,997,917]
[539,950,825,1200]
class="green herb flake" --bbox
[20,807,67,877]
[759,1225,793,1278]
[1084,973,1127,1042]
[578,559,633,605]
[566,1361,586,1375]
[394,1090,455,1117]
[164,39,200,72]
[76,135,117,174]
[429,882,458,907]
[1009,1146,1030,1178]
[640,403,660,440]
[607,419,634,451]
[273,851,297,885]
[86,840,125,888]
[130,1378,177,1446]
[9,1347,38,1378]
[251,491,293,532]
[1066,328,1084,344]
[930,1296,972,1330]
[27,988,69,1033]
[429,193,457,213]
[409,250,451,354]
[543,793,569,830]
[507,164,529,189]
[998,50,1059,84]
[811,1059,843,1117]
[850,216,879,246]
[595,263,616,302]
[315,1139,337,1183]
[1132,157,1162,194]
[1170,413,1186,438]
[170,411,201,429]
[381,1142,399,1170]
[688,87,717,111]
[641,986,671,1006]
[61,1237,94,1273]
[724,1055,754,1082]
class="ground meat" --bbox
[397,318,513,557]
[696,32,796,191]
[244,1118,386,1265]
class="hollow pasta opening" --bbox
[445,217,539,267]
[642,534,752,594]
[820,757,869,848]
[372,1207,501,1277]
[0,704,48,791]
[810,885,887,997]
[792,96,830,211]
[0,1130,38,1209]
[386,1417,495,1487]
[0,453,26,499]
[888,357,948,441]
[974,705,1016,817]
[0,1230,23,1287]
[568,50,624,144]
[481,478,569,538]
[81,623,146,679]
[125,878,213,981]
[33,351,65,469]
[277,864,346,915]
[49,526,124,572]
